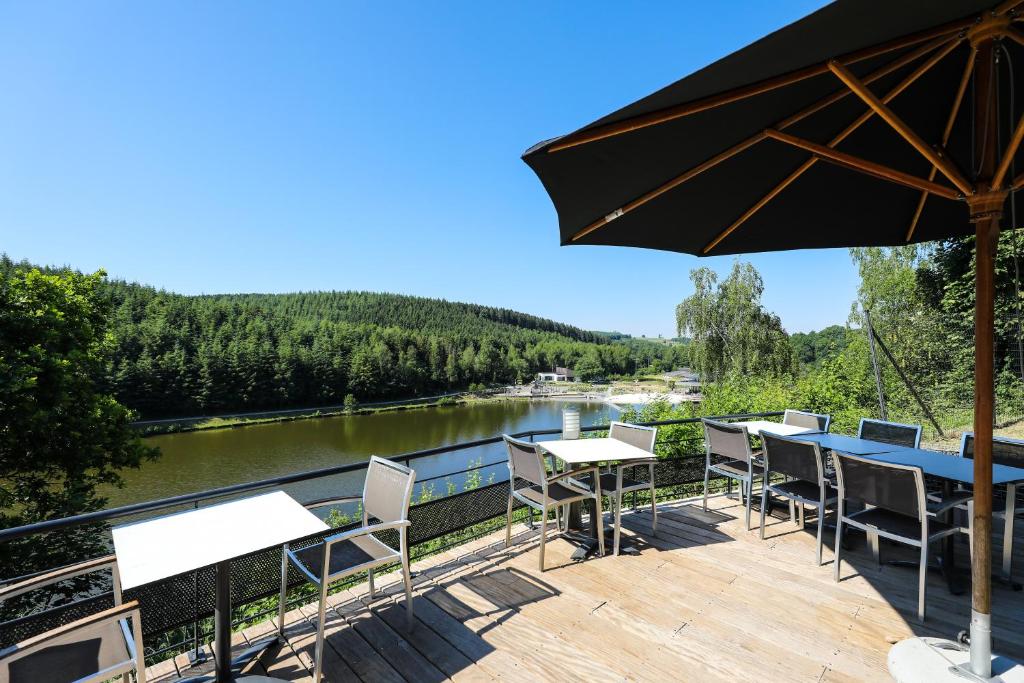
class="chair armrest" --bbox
[325,520,410,546]
[303,495,362,510]
[0,554,117,602]
[927,491,973,517]
[0,600,141,659]
[615,459,659,469]
[548,466,598,484]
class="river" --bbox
[105,399,617,510]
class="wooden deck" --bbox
[147,493,1024,682]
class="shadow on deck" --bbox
[147,492,1024,682]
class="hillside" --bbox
[0,258,687,419]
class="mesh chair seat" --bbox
[292,534,399,583]
[769,479,835,504]
[518,482,592,505]
[847,507,956,540]
[3,618,131,683]
[598,472,646,494]
[712,460,764,478]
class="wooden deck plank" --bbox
[149,492,1024,681]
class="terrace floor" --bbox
[147,492,1024,682]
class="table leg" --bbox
[215,560,232,683]
[941,480,959,595]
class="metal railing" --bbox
[0,410,783,663]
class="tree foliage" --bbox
[1,257,687,420]
[676,261,793,381]
[0,264,157,581]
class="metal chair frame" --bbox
[958,431,1024,582]
[833,453,964,621]
[857,417,922,448]
[279,455,416,683]
[503,435,605,570]
[701,419,762,531]
[0,555,145,683]
[783,409,832,432]
[602,421,658,556]
[759,433,838,565]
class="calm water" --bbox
[105,399,616,509]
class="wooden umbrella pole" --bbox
[967,33,1002,679]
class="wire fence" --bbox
[0,411,781,665]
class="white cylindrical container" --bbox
[562,407,581,440]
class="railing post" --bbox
[188,500,207,667]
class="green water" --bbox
[106,399,616,509]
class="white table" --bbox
[730,420,818,437]
[540,436,658,465]
[113,491,328,683]
[540,438,655,557]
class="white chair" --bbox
[279,456,416,683]
[503,435,605,570]
[600,422,658,555]
[0,555,146,683]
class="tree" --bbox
[675,261,793,381]
[0,266,158,583]
[574,349,604,381]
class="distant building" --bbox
[537,367,575,382]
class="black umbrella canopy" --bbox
[525,0,1024,675]
[523,0,1024,256]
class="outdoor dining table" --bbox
[860,448,1024,594]
[112,490,329,683]
[793,432,908,456]
[540,437,658,558]
[729,420,819,438]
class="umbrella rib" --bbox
[546,18,971,152]
[993,112,1024,189]
[763,129,962,200]
[906,45,977,242]
[828,61,975,196]
[701,37,962,254]
[569,35,955,244]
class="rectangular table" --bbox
[730,420,818,438]
[113,490,328,683]
[865,448,1024,485]
[540,437,656,557]
[792,432,907,455]
[539,436,659,466]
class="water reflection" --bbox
[106,399,615,509]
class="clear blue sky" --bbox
[0,0,858,337]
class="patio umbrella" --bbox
[523,0,1024,678]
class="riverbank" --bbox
[133,375,687,435]
[133,391,505,435]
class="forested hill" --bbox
[191,291,605,344]
[6,263,678,419]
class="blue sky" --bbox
[0,0,857,337]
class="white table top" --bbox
[731,420,817,437]
[112,490,328,590]
[540,437,655,465]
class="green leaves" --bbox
[676,260,793,382]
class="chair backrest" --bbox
[702,419,752,464]
[503,435,546,487]
[761,432,823,484]
[362,456,417,524]
[783,409,831,432]
[960,432,1024,468]
[833,452,924,520]
[0,556,142,683]
[609,421,657,453]
[857,418,922,448]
